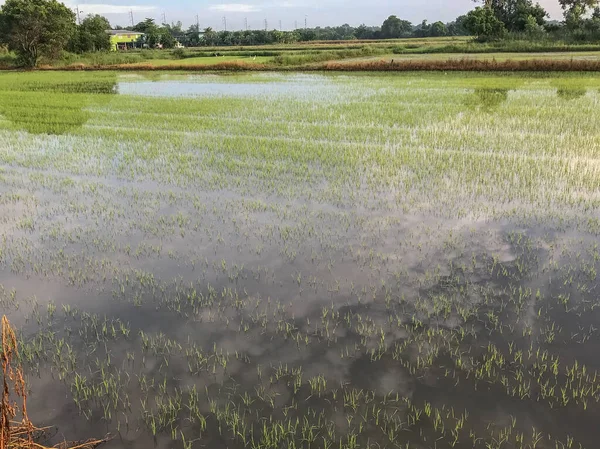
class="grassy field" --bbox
[6,36,600,70]
[140,55,272,66]
[1,71,600,448]
[348,50,600,63]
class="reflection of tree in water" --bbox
[465,88,509,112]
[556,87,586,101]
[0,75,117,135]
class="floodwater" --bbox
[117,74,340,99]
[1,72,600,449]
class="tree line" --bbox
[464,0,600,41]
[1,0,600,67]
[169,20,470,48]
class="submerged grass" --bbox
[0,71,600,449]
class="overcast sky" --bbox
[1,0,565,30]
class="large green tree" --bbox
[133,18,176,48]
[70,14,111,52]
[430,21,449,36]
[475,0,547,32]
[447,15,470,35]
[464,6,507,40]
[0,0,75,67]
[559,0,599,29]
[381,15,413,38]
[133,18,159,46]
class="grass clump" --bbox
[1,316,106,449]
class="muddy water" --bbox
[4,178,599,448]
[1,73,600,449]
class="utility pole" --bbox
[222,16,227,31]
[75,5,82,25]
[244,17,248,31]
[195,14,200,42]
[161,12,166,24]
[304,15,307,29]
[129,10,134,27]
[264,19,268,31]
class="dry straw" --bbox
[1,316,107,449]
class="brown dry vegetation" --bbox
[318,58,600,71]
[27,57,600,72]
[52,61,270,72]
[1,316,106,449]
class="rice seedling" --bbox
[1,70,600,448]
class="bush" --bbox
[0,52,16,68]
[172,48,186,59]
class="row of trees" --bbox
[3,0,600,67]
[142,19,469,48]
[464,0,600,41]
[380,16,469,38]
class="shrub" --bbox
[172,48,186,59]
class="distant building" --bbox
[107,30,145,51]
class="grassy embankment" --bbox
[5,36,600,71]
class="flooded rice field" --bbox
[1,71,600,448]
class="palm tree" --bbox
[202,27,216,46]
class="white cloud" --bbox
[208,3,261,13]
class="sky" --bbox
[0,0,565,30]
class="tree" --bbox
[464,6,507,40]
[559,0,598,29]
[163,21,183,44]
[0,0,75,67]
[474,0,547,32]
[70,14,111,52]
[559,0,598,15]
[414,20,431,37]
[381,15,412,38]
[355,24,376,39]
[159,27,176,48]
[584,6,600,35]
[185,23,201,47]
[202,26,217,46]
[132,18,174,48]
[430,21,448,36]
[447,15,470,35]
